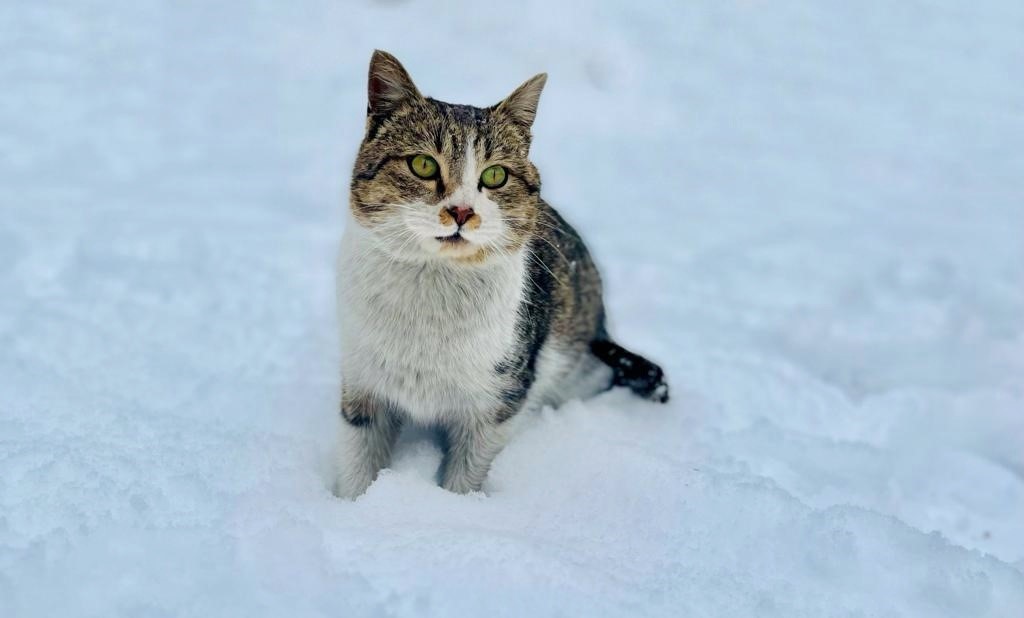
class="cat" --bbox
[334,50,668,498]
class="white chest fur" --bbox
[337,223,527,423]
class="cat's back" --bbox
[527,200,608,347]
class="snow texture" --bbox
[2,1,1023,616]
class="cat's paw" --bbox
[440,471,485,495]
[631,361,669,403]
[332,472,372,501]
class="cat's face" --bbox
[349,51,546,264]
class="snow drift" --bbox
[1,1,1022,616]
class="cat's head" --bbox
[349,50,546,264]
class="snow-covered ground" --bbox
[2,1,1023,616]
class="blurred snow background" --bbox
[2,1,1023,616]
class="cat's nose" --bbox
[446,205,475,227]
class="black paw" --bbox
[591,340,670,403]
[618,358,669,403]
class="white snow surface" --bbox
[2,1,1023,616]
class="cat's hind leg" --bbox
[590,339,669,403]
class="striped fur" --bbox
[334,51,668,498]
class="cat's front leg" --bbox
[440,415,513,494]
[334,389,403,499]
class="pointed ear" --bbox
[495,73,547,128]
[367,50,421,116]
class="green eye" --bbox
[408,154,439,179]
[480,165,507,189]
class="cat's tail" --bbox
[590,339,669,403]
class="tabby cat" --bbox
[335,51,668,498]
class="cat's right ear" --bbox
[495,73,547,129]
[367,50,421,117]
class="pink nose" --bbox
[447,205,474,227]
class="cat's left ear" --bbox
[367,50,422,117]
[495,73,548,128]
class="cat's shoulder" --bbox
[531,199,592,262]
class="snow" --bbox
[2,1,1023,616]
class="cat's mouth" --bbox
[435,232,468,246]
[432,231,486,262]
